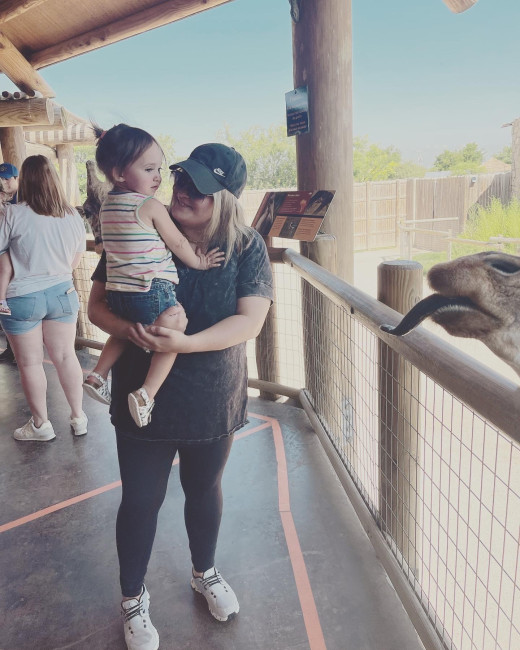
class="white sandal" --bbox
[128,387,155,428]
[83,371,111,405]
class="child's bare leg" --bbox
[141,304,187,400]
[88,335,127,382]
[0,252,13,313]
[83,336,127,405]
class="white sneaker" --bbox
[83,371,111,405]
[128,387,155,428]
[191,567,240,622]
[14,418,55,441]
[70,411,88,436]
[121,585,159,650]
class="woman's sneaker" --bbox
[121,585,159,650]
[14,418,55,441]
[83,372,111,405]
[128,387,154,428]
[191,567,240,622]
[70,411,88,436]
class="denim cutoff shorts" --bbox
[107,278,177,326]
[0,281,79,335]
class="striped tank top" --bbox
[101,191,179,292]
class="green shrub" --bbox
[459,198,520,254]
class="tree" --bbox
[495,145,512,165]
[433,142,485,175]
[220,124,297,189]
[353,136,425,181]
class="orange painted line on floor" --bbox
[0,480,121,534]
[249,411,327,650]
[1,411,326,649]
[0,420,271,535]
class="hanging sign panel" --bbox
[285,86,309,136]
[251,190,335,242]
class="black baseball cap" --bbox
[169,143,247,198]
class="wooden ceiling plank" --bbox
[0,32,55,97]
[29,0,232,69]
[0,0,50,24]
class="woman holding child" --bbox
[88,128,272,650]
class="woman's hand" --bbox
[128,323,192,354]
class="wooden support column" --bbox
[377,261,423,574]
[292,0,353,282]
[255,235,280,400]
[293,0,355,461]
[56,142,80,205]
[0,126,26,169]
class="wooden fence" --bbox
[241,171,512,252]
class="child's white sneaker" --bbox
[83,371,111,405]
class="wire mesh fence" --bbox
[265,252,520,650]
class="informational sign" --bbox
[285,86,309,136]
[251,190,335,242]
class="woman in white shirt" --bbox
[0,155,87,441]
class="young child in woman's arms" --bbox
[83,124,224,427]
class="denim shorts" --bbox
[107,278,177,326]
[0,281,80,335]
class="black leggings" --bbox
[115,431,234,597]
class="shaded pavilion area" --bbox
[0,342,423,650]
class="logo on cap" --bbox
[213,168,226,177]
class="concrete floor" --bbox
[0,340,424,650]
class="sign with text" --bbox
[285,86,309,136]
[251,190,335,242]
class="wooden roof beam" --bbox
[29,0,232,70]
[0,97,56,127]
[0,32,55,97]
[0,0,50,23]
[24,123,96,146]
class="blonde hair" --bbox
[202,190,252,265]
[18,155,75,218]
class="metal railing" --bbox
[263,249,520,650]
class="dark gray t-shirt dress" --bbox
[92,227,274,444]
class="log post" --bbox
[255,235,280,400]
[377,260,423,574]
[0,126,26,169]
[56,142,80,205]
[292,0,356,458]
[292,0,353,282]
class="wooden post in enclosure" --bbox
[378,261,422,574]
[255,235,280,400]
[0,126,26,169]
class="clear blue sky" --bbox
[18,0,520,167]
